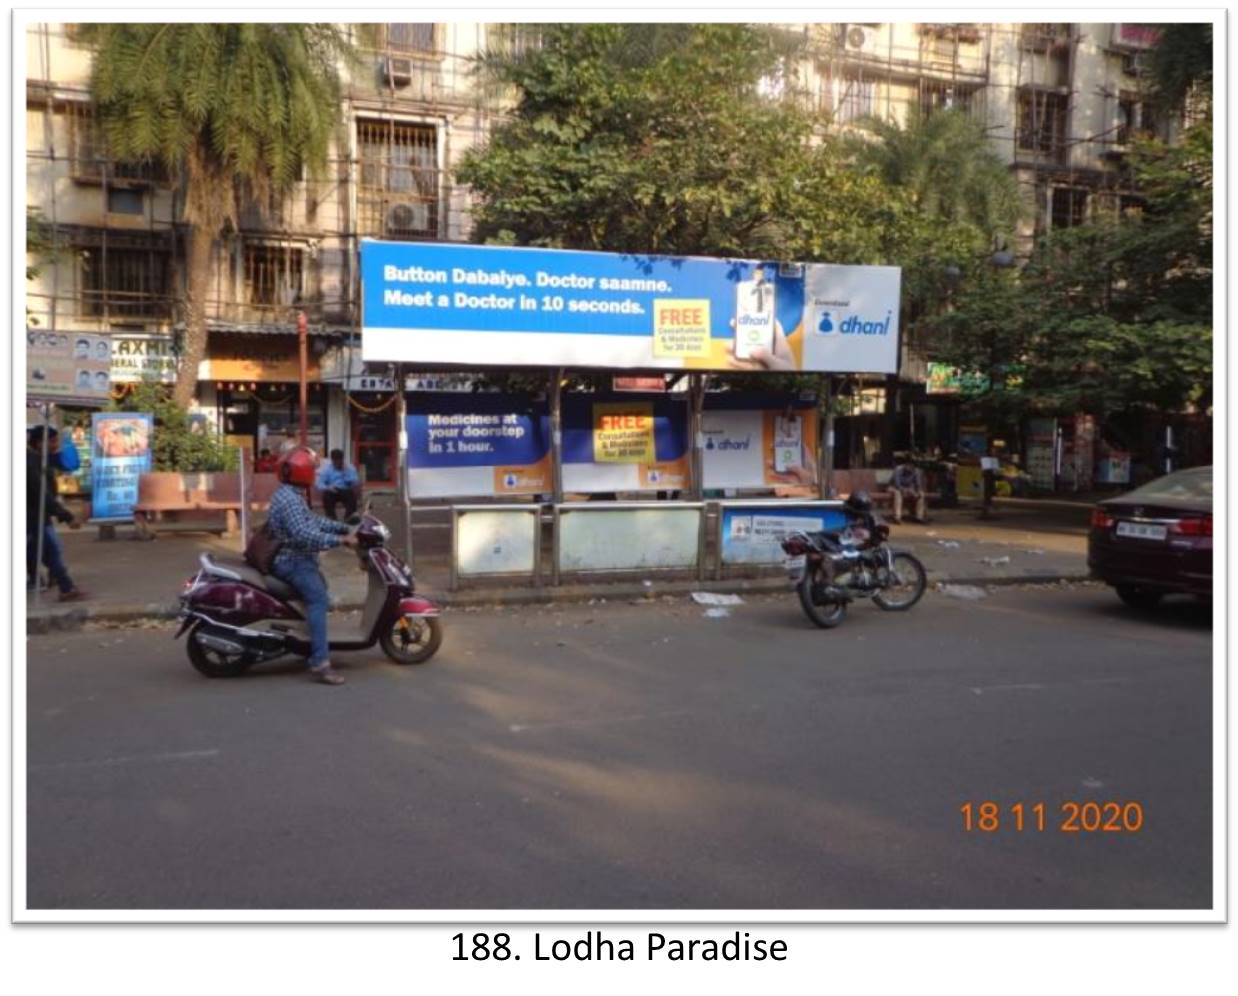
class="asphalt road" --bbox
[24,586,1213,911]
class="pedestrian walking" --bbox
[26,426,88,601]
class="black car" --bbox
[1088,466,1212,608]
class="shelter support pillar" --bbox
[550,369,564,505]
[819,375,836,499]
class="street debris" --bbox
[979,555,1011,566]
[937,583,988,601]
[936,540,961,549]
[690,592,744,606]
[702,607,732,619]
[1024,548,1047,555]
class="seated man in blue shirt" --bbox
[316,448,361,521]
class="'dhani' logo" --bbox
[840,311,893,336]
[817,311,834,333]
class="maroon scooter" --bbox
[175,512,442,678]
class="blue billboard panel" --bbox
[361,240,900,374]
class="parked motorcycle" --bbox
[175,512,442,677]
[780,516,927,628]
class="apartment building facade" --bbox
[25,21,519,486]
[25,22,1184,479]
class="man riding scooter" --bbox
[268,446,358,685]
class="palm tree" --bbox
[82,24,357,407]
[852,108,1020,241]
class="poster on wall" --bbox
[406,394,552,498]
[719,504,849,565]
[561,396,690,493]
[362,240,901,374]
[90,412,153,521]
[1025,418,1057,491]
[700,397,819,491]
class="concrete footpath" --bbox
[26,498,1093,633]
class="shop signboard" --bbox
[362,240,901,374]
[90,412,153,521]
[110,334,180,384]
[700,396,819,491]
[27,329,112,404]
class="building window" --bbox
[919,82,974,119]
[244,243,304,311]
[381,24,436,54]
[1050,187,1089,230]
[1017,89,1069,158]
[1020,23,1070,51]
[1116,92,1138,145]
[357,118,439,238]
[80,245,171,319]
[836,78,875,123]
[61,102,167,185]
[106,187,145,215]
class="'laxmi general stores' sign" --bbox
[110,334,180,384]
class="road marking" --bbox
[969,676,1136,696]
[30,749,220,771]
[509,709,692,734]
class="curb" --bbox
[26,571,1094,633]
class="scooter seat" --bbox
[206,556,298,601]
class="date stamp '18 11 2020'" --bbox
[961,801,1145,833]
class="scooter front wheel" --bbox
[380,616,442,665]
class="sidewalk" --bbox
[26,501,1091,632]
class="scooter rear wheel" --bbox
[186,624,254,678]
[380,617,442,665]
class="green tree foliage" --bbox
[82,24,357,407]
[109,382,239,473]
[1148,23,1212,114]
[458,23,899,263]
[852,109,1019,241]
[930,116,1212,422]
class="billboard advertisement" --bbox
[362,241,900,374]
[405,393,691,498]
[719,503,849,565]
[561,396,690,493]
[701,397,820,491]
[406,394,551,498]
[90,413,153,521]
[27,330,113,404]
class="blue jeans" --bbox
[27,524,75,593]
[273,560,330,668]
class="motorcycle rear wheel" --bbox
[873,552,927,611]
[380,616,442,665]
[797,566,847,629]
[186,624,255,678]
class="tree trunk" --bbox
[173,223,214,409]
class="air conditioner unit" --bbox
[844,25,880,55]
[386,201,431,235]
[384,57,413,88]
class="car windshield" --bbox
[1123,467,1212,503]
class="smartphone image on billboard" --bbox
[773,414,802,474]
[734,269,776,360]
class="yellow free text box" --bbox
[652,298,711,359]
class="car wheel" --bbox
[1115,586,1163,610]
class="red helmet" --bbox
[278,446,318,488]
